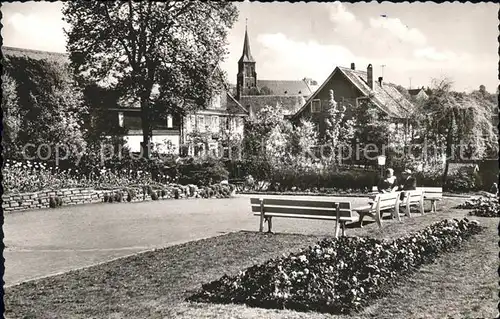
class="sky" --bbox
[1,2,498,93]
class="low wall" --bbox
[1,186,195,213]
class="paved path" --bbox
[3,195,368,286]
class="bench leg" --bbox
[335,218,341,238]
[341,221,346,237]
[267,217,273,233]
[375,209,382,228]
[358,212,364,228]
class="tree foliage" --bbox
[63,1,238,158]
[416,78,498,184]
[2,55,87,160]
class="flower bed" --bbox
[188,218,483,314]
[456,196,499,217]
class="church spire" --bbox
[239,20,255,63]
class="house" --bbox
[291,62,416,138]
[181,89,248,158]
[408,87,429,101]
[235,27,318,117]
[2,46,248,157]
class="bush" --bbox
[49,196,57,208]
[178,158,229,186]
[269,167,377,192]
[151,192,159,200]
[445,167,482,192]
[457,196,499,217]
[189,218,483,314]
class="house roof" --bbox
[408,88,423,96]
[293,65,415,119]
[239,95,306,116]
[257,79,312,96]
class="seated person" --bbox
[398,169,417,200]
[377,168,398,193]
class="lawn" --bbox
[4,198,498,319]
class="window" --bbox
[311,99,321,113]
[118,112,124,127]
[198,115,205,131]
[212,116,219,131]
[212,94,221,108]
[166,115,173,128]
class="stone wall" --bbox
[1,184,233,213]
[1,187,170,213]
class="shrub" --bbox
[189,218,483,314]
[151,192,159,200]
[174,188,180,199]
[103,193,110,202]
[178,158,229,186]
[161,189,167,198]
[457,196,499,217]
[445,167,482,192]
[49,196,57,208]
[114,191,123,202]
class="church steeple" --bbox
[236,20,257,100]
[239,22,255,63]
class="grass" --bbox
[4,198,498,319]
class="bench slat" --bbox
[250,198,349,209]
[252,206,353,218]
[253,212,358,222]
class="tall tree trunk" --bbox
[442,123,454,186]
[140,93,152,159]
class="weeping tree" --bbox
[63,1,238,158]
[418,78,498,184]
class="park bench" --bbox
[353,192,402,227]
[416,187,442,213]
[250,197,359,238]
[399,190,425,217]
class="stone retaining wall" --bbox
[1,186,192,213]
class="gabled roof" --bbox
[293,65,415,119]
[257,79,312,96]
[226,91,249,115]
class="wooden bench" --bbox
[399,190,425,216]
[250,197,359,238]
[353,192,402,227]
[416,187,443,213]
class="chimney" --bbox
[350,62,355,70]
[367,64,373,89]
[378,76,383,87]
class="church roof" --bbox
[257,79,312,96]
[238,28,255,63]
[239,95,306,116]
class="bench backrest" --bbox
[250,198,354,221]
[403,190,424,204]
[373,192,400,211]
[416,187,443,199]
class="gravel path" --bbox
[3,194,368,286]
